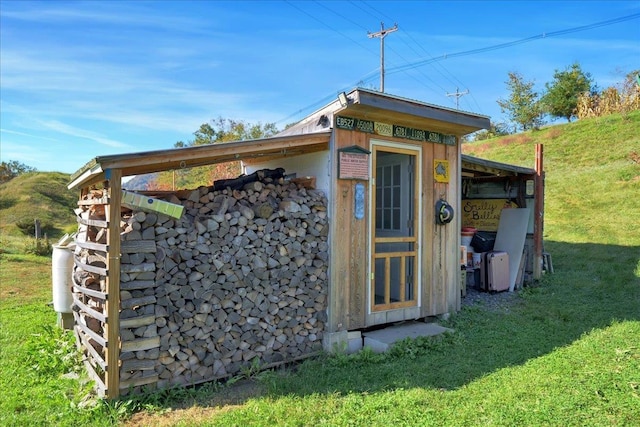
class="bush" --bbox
[22,236,52,256]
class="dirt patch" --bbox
[123,379,266,427]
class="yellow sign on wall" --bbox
[461,199,518,231]
[434,159,450,183]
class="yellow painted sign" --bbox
[461,199,517,231]
[434,159,450,183]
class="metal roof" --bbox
[68,131,331,189]
[461,154,536,177]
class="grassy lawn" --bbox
[1,112,639,425]
[1,240,638,426]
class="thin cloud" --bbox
[38,120,129,149]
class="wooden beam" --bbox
[533,145,544,280]
[105,168,122,399]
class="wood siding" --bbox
[328,126,462,332]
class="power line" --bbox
[275,10,639,125]
[386,13,640,75]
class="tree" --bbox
[542,63,594,122]
[0,160,36,184]
[466,121,510,141]
[175,117,278,148]
[497,72,544,132]
[154,117,279,190]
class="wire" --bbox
[386,13,640,75]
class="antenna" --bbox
[368,22,398,93]
[446,87,469,109]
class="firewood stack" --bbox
[78,176,329,395]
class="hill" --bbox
[0,171,77,238]
[463,110,640,245]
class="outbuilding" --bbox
[67,88,542,398]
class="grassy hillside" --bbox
[463,110,640,245]
[0,171,77,238]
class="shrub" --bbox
[22,236,52,256]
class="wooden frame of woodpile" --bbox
[73,172,329,396]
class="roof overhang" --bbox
[461,154,536,178]
[344,88,490,135]
[69,131,331,190]
[279,88,491,137]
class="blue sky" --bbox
[1,1,639,174]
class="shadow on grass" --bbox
[121,241,640,413]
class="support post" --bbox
[533,144,544,280]
[105,169,122,398]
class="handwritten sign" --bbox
[461,199,517,231]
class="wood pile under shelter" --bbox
[73,173,329,395]
[67,88,544,398]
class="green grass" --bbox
[0,112,639,425]
[0,171,77,239]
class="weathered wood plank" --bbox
[119,280,156,291]
[75,240,109,252]
[73,293,107,323]
[121,358,155,371]
[74,321,107,370]
[73,284,107,300]
[119,374,159,390]
[120,314,155,328]
[120,295,156,310]
[121,240,156,254]
[82,355,106,397]
[121,336,160,353]
[76,216,109,228]
[77,196,110,206]
[75,257,108,276]
[76,319,107,347]
[105,169,122,399]
[120,262,155,273]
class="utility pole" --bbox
[446,87,469,109]
[368,22,398,93]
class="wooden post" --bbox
[34,219,41,239]
[105,169,122,398]
[533,144,544,280]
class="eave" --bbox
[68,131,331,190]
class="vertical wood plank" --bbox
[533,144,544,280]
[328,129,369,331]
[432,142,448,315]
[105,169,122,399]
[447,140,461,312]
[421,142,435,317]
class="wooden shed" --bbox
[68,88,501,398]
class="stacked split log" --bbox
[116,178,329,394]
